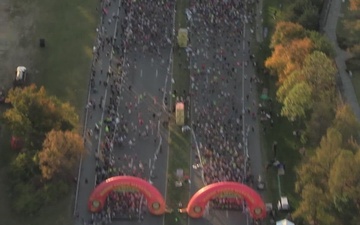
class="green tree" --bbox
[9,152,37,184]
[298,5,320,31]
[3,84,78,148]
[295,128,343,224]
[329,150,360,220]
[284,0,323,30]
[332,104,360,145]
[12,182,44,215]
[276,70,303,103]
[42,180,70,204]
[294,184,336,225]
[281,82,313,120]
[307,31,334,57]
[270,21,306,48]
[38,130,85,180]
[303,100,335,146]
[302,51,337,100]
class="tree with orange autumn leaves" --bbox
[265,19,360,225]
[265,21,335,120]
[266,37,313,84]
[350,0,360,11]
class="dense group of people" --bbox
[189,0,258,209]
[92,189,146,224]
[82,0,263,223]
[106,191,147,220]
[211,197,244,210]
[122,0,174,54]
[87,0,175,224]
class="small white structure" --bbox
[277,196,290,211]
[276,219,294,225]
[257,175,265,190]
[265,203,273,212]
[16,66,27,81]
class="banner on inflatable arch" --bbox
[180,182,267,220]
[88,176,166,215]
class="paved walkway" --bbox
[323,0,360,118]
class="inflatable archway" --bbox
[185,182,266,220]
[88,176,166,215]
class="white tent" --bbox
[276,219,294,225]
[277,196,290,210]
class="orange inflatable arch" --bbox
[185,182,266,220]
[88,176,166,215]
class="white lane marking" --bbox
[140,69,143,77]
[226,210,229,218]
[156,69,158,78]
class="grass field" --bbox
[0,0,98,224]
[18,0,98,112]
[164,0,191,224]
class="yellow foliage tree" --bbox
[38,130,85,180]
[295,128,343,224]
[3,84,78,140]
[332,104,360,146]
[271,21,306,48]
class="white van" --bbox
[15,66,27,82]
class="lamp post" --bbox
[182,125,205,184]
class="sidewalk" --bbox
[323,0,360,119]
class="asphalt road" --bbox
[74,0,175,224]
[109,48,173,225]
[74,0,121,224]
[75,0,265,225]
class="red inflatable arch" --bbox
[185,182,266,220]
[88,176,166,215]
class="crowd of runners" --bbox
[92,189,147,223]
[83,0,262,222]
[88,0,175,223]
[211,198,244,210]
[122,0,174,53]
[188,0,258,206]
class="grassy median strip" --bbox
[164,0,190,224]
